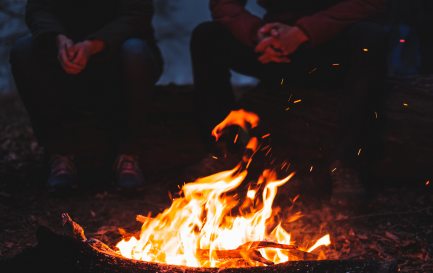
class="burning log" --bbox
[196,241,317,265]
[2,213,396,273]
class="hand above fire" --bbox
[56,34,105,75]
[255,23,309,64]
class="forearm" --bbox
[26,0,65,41]
[295,0,386,46]
[87,0,153,54]
[82,40,105,56]
[210,0,263,46]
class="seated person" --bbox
[191,0,388,203]
[10,0,163,190]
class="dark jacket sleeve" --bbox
[210,0,263,47]
[25,0,65,44]
[295,0,386,47]
[87,0,154,54]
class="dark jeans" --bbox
[10,36,163,157]
[191,21,387,167]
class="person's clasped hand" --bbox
[56,35,102,75]
[255,22,309,64]
[56,34,83,74]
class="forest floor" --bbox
[0,84,432,272]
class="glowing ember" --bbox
[115,109,330,268]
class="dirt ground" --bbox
[0,84,432,272]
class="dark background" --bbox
[0,1,432,272]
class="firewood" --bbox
[2,214,397,273]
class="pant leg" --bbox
[117,38,163,154]
[191,22,276,148]
[9,35,78,154]
[330,22,388,166]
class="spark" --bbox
[285,106,291,111]
[331,168,337,173]
[399,39,406,43]
[309,165,314,172]
[362,48,369,53]
[293,99,302,104]
[357,148,362,156]
[212,155,219,160]
[280,78,285,86]
[234,133,239,144]
[308,67,318,74]
[288,93,293,102]
[374,111,378,119]
[265,147,272,156]
[261,133,271,139]
[261,144,270,151]
[332,63,340,67]
[403,102,409,107]
[426,180,430,186]
[246,158,253,169]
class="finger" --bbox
[255,37,281,53]
[64,40,75,59]
[58,49,70,66]
[271,29,280,37]
[71,49,86,66]
[258,48,289,64]
[68,45,80,61]
[258,48,277,64]
[58,49,83,71]
[259,23,281,35]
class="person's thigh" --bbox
[9,35,85,117]
[191,22,266,79]
[82,39,163,110]
[120,38,163,85]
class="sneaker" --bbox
[114,154,145,189]
[48,155,77,190]
[330,161,366,207]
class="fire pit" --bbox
[2,215,395,273]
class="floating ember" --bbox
[114,109,331,268]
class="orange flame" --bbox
[212,109,260,141]
[115,109,330,267]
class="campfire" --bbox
[113,109,330,268]
[2,109,397,273]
